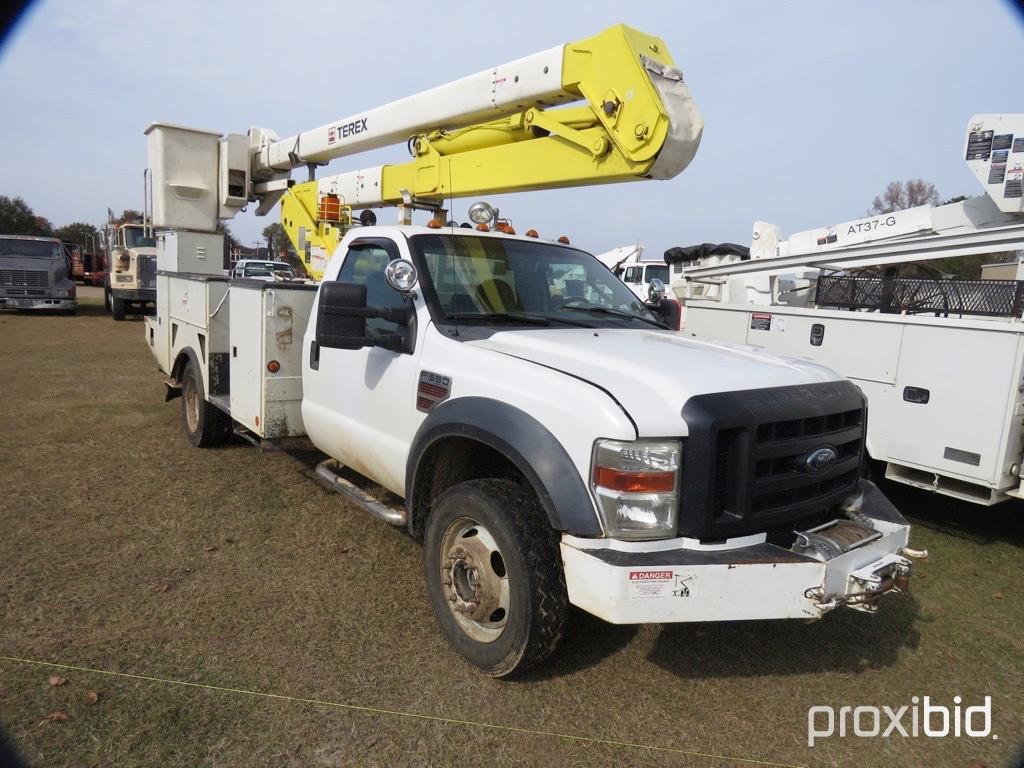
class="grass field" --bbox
[0,287,1021,767]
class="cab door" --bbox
[302,237,425,496]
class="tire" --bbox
[180,360,232,448]
[103,281,111,313]
[111,296,126,321]
[423,478,568,677]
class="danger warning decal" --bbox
[628,570,691,599]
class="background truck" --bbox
[143,24,917,676]
[66,240,105,286]
[678,113,1024,506]
[101,220,157,320]
[595,245,671,299]
[0,234,77,313]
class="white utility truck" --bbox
[595,245,670,300]
[144,25,917,676]
[680,114,1024,506]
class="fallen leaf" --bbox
[149,583,171,594]
[43,712,69,723]
[48,675,66,687]
[967,760,988,768]
[83,690,98,705]
[994,592,1003,600]
[205,545,218,553]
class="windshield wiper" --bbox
[446,312,552,327]
[445,312,593,328]
[558,304,666,328]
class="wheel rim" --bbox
[439,516,510,643]
[183,375,200,434]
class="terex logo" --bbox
[327,117,368,145]
[629,571,673,581]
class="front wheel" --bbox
[423,478,568,677]
[111,296,126,321]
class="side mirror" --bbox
[316,281,369,350]
[315,280,416,352]
[647,278,667,303]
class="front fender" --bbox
[407,396,602,537]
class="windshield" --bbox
[409,234,661,328]
[645,265,669,283]
[243,266,273,277]
[123,227,156,249]
[0,239,61,258]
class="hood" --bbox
[469,328,841,436]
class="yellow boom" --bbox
[279,24,702,279]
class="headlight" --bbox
[590,439,681,540]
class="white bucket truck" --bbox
[143,26,917,676]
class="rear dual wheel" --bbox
[180,361,232,448]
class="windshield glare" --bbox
[0,239,61,258]
[410,234,660,327]
[123,227,156,249]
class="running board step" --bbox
[314,459,407,526]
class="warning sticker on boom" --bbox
[1006,168,1024,199]
[993,134,1014,152]
[966,130,994,160]
[751,312,772,331]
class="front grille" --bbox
[0,269,49,288]
[680,381,865,540]
[4,288,45,297]
[138,255,157,289]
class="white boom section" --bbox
[255,47,570,173]
[681,195,1024,281]
[680,113,1024,282]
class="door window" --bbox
[337,243,407,340]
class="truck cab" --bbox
[0,235,77,313]
[102,223,157,320]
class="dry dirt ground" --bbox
[0,287,1022,767]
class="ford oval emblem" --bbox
[804,446,838,474]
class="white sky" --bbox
[0,0,1022,258]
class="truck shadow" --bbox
[881,480,1024,548]
[517,608,640,681]
[646,598,920,679]
[74,304,114,317]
